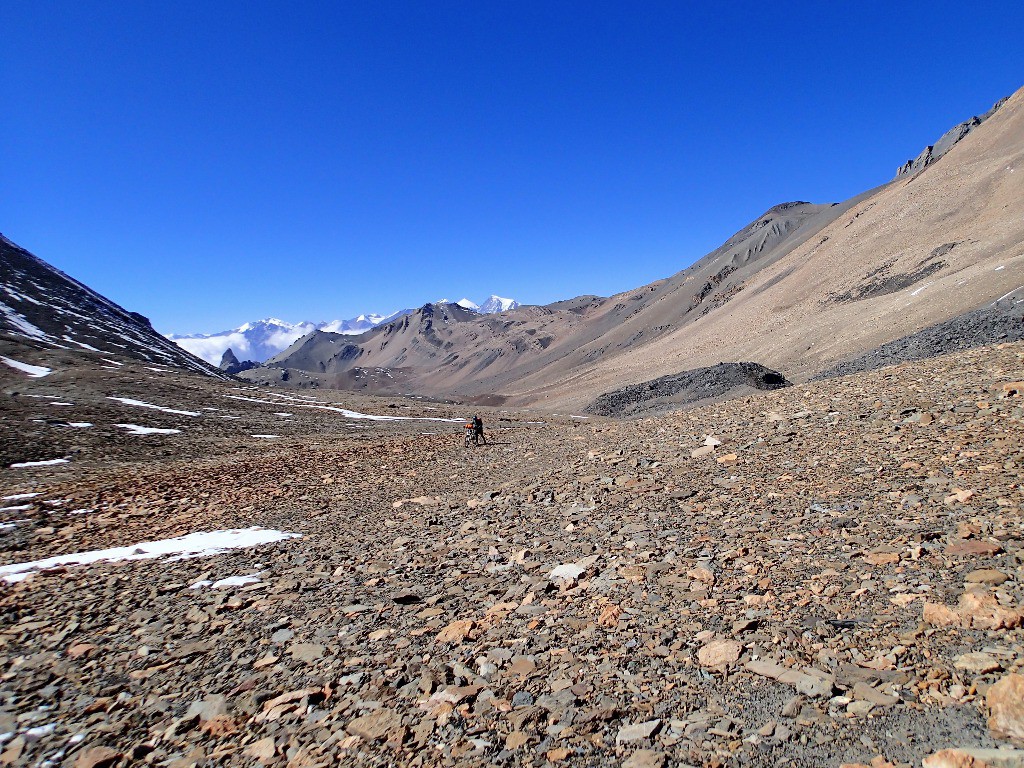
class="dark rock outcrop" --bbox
[219,348,240,370]
[814,287,1024,380]
[585,362,792,418]
[218,347,260,375]
[894,96,1008,179]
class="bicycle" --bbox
[464,423,477,448]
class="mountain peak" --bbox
[478,295,520,314]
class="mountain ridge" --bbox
[260,85,1024,409]
[168,294,521,365]
[0,234,224,378]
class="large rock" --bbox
[586,362,791,418]
[988,674,1024,743]
[219,347,260,375]
[924,747,1024,767]
[347,708,403,741]
[697,639,742,667]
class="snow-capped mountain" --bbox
[436,296,519,313]
[167,295,520,365]
[168,312,410,365]
[169,319,316,364]
[478,295,519,313]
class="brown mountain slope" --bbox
[266,197,872,399]
[263,87,1022,410]
[552,85,1024,410]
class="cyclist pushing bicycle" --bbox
[463,415,486,447]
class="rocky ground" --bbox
[1,341,1024,767]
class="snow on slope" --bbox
[0,234,226,378]
[1,356,52,377]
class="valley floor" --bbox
[1,342,1023,767]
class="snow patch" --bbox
[116,424,182,436]
[66,422,92,428]
[252,434,279,439]
[1,356,52,377]
[108,397,201,416]
[191,573,262,589]
[0,300,47,339]
[0,527,300,582]
[10,459,69,468]
[2,492,41,501]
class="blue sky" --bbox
[2,2,1022,334]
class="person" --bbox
[473,415,486,445]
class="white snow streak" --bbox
[2,493,41,501]
[994,285,1024,304]
[909,282,933,297]
[10,459,69,468]
[222,394,461,422]
[108,397,201,416]
[0,527,300,582]
[1,356,52,377]
[116,424,182,436]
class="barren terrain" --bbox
[3,339,1023,767]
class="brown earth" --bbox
[2,339,1023,767]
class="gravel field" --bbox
[2,340,1023,767]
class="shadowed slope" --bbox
[0,235,224,377]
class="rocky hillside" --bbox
[264,198,866,402]
[894,94,1009,178]
[0,235,224,378]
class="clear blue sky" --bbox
[2,1,1021,334]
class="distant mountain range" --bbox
[166,295,519,364]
